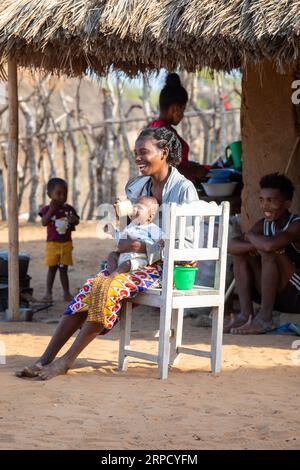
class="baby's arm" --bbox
[111,260,131,275]
[106,251,120,274]
[106,251,132,275]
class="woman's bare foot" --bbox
[223,313,249,334]
[230,316,273,335]
[15,362,43,378]
[38,358,70,380]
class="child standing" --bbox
[39,178,80,302]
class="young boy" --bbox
[104,195,163,275]
[226,172,300,334]
[39,178,80,302]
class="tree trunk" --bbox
[215,73,227,155]
[60,91,80,212]
[116,76,137,179]
[20,101,38,222]
[101,80,115,203]
[76,80,95,219]
[0,167,6,221]
[61,132,68,182]
[142,75,152,123]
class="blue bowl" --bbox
[207,177,230,184]
[207,169,234,178]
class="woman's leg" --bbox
[37,264,162,379]
[38,321,103,380]
[16,312,87,378]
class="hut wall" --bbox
[241,60,300,229]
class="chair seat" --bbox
[130,285,222,308]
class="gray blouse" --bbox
[125,167,200,264]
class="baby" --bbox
[104,196,163,274]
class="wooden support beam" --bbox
[7,58,19,321]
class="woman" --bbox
[149,73,189,174]
[17,127,199,380]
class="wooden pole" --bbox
[7,58,19,321]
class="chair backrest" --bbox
[161,200,230,295]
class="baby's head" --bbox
[131,196,159,225]
[47,178,68,206]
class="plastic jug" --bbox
[225,141,242,169]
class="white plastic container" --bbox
[201,181,238,197]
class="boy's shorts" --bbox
[45,241,73,267]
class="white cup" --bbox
[55,217,69,234]
[115,199,134,218]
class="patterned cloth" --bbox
[64,263,162,334]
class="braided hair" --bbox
[137,126,182,167]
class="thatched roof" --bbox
[1,0,300,77]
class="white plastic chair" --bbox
[118,200,230,379]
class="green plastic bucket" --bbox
[173,266,198,290]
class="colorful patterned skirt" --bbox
[64,263,162,334]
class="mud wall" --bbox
[241,61,300,229]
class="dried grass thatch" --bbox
[1,0,300,76]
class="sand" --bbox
[0,221,299,450]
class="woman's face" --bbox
[169,104,185,125]
[134,137,168,176]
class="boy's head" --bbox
[259,173,294,221]
[131,196,159,225]
[47,178,68,206]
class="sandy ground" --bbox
[0,221,300,450]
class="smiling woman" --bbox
[16,126,199,381]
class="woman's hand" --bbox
[117,237,146,253]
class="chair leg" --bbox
[118,302,132,371]
[211,304,224,373]
[169,308,184,366]
[158,303,173,379]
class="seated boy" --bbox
[226,172,300,334]
[104,196,163,274]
